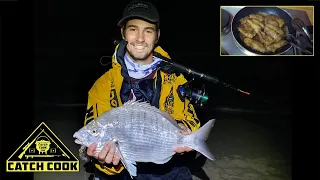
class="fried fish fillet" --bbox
[265,26,283,42]
[243,20,253,31]
[238,27,255,38]
[238,13,286,53]
[243,38,267,53]
[265,19,279,27]
[265,24,284,36]
[257,12,268,17]
[238,18,256,38]
[239,17,249,24]
[257,31,275,45]
[249,14,264,22]
[265,14,285,27]
[252,18,265,28]
[246,19,262,33]
[266,40,287,52]
[240,17,255,29]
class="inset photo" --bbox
[220,6,314,56]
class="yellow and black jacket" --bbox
[84,40,201,175]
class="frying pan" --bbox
[231,7,296,55]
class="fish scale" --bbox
[109,116,177,151]
[110,106,179,162]
[73,100,216,177]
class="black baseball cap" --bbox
[117,0,160,27]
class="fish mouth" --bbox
[73,132,84,145]
[74,139,83,145]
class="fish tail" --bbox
[184,119,216,160]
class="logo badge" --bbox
[6,122,79,172]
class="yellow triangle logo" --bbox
[6,122,79,172]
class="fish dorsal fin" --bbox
[122,100,183,131]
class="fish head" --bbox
[73,119,105,148]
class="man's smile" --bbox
[133,45,146,51]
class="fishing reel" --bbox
[177,78,209,107]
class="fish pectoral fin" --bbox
[122,160,137,179]
[114,141,137,178]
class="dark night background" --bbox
[0,0,318,180]
[33,0,294,119]
[34,0,293,111]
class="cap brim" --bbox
[117,13,158,26]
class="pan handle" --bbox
[297,25,313,54]
[305,25,313,34]
[286,34,313,55]
[287,41,312,55]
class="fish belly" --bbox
[106,107,181,164]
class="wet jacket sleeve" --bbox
[84,72,125,175]
[173,74,201,132]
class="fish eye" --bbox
[91,129,99,136]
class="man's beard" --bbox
[127,43,154,61]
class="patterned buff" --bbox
[124,53,162,79]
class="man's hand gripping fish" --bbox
[73,100,216,178]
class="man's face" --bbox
[122,19,159,61]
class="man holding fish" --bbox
[77,1,215,179]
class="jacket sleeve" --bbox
[84,72,125,175]
[172,74,201,132]
[84,73,111,125]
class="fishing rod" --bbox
[154,54,289,113]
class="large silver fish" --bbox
[73,100,215,177]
